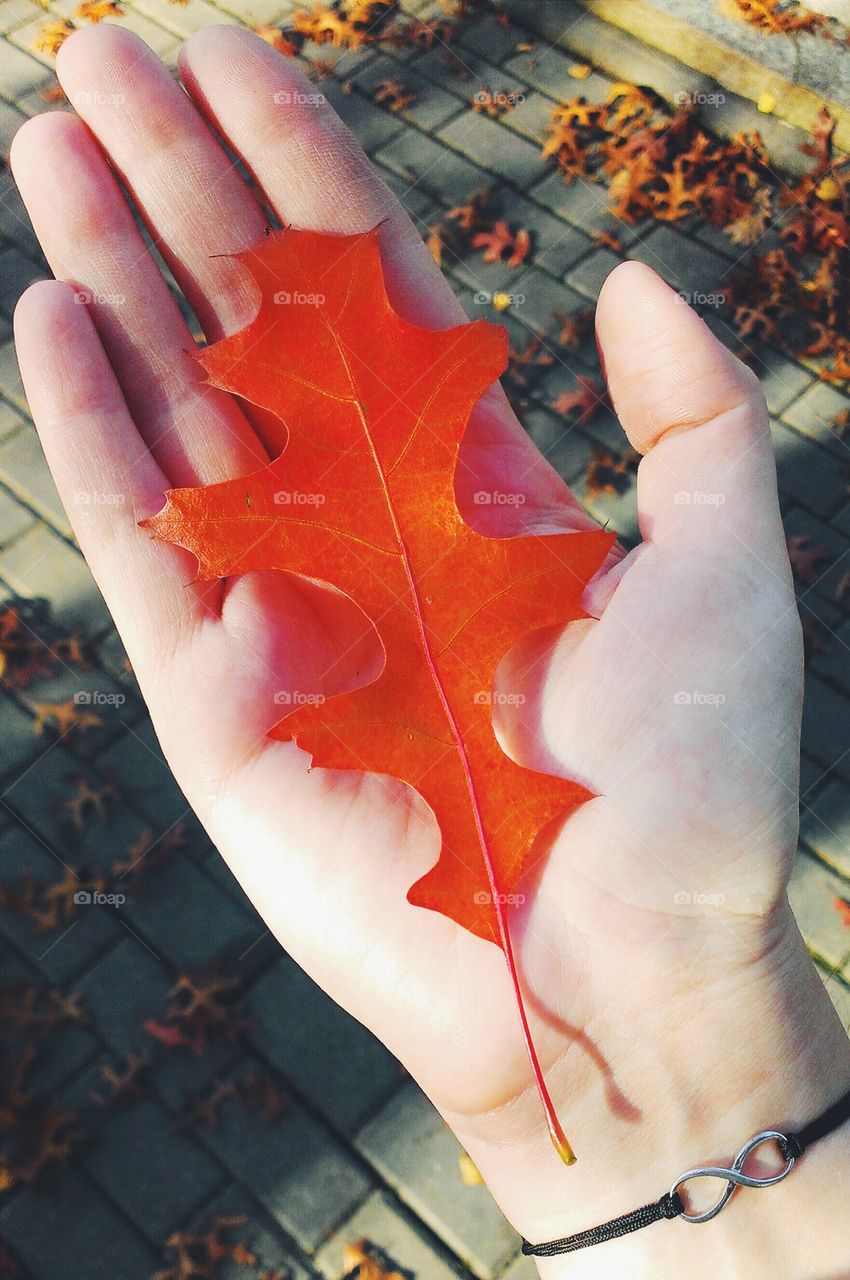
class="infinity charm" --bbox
[670,1130,796,1224]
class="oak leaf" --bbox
[552,375,608,425]
[471,219,531,267]
[144,226,613,1159]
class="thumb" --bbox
[595,261,788,579]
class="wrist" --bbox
[447,901,850,1279]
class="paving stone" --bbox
[349,54,466,131]
[0,685,36,781]
[623,224,731,296]
[811,616,850,694]
[4,984,96,1095]
[407,42,515,97]
[0,338,27,411]
[14,663,139,762]
[563,245,621,300]
[316,1190,465,1280]
[500,89,559,147]
[0,96,26,164]
[0,1169,160,1280]
[249,954,402,1135]
[198,1184,316,1280]
[499,195,594,280]
[0,820,121,982]
[529,169,642,245]
[0,398,29,444]
[800,753,826,806]
[0,419,71,535]
[454,260,580,337]
[98,718,192,828]
[1,738,139,865]
[212,0,295,22]
[74,934,173,1053]
[753,349,815,418]
[376,126,485,206]
[93,626,139,692]
[500,1253,538,1280]
[374,159,440,225]
[0,523,113,634]
[0,486,34,546]
[782,383,850,458]
[802,675,850,784]
[503,49,614,105]
[819,965,850,1034]
[0,31,52,93]
[835,501,850,538]
[14,71,64,119]
[0,949,94,1102]
[355,1081,520,1279]
[0,170,42,259]
[0,0,44,35]
[438,110,542,188]
[789,851,850,974]
[82,1097,226,1239]
[153,1039,241,1115]
[522,406,591,487]
[198,847,277,934]
[771,419,848,521]
[322,79,406,154]
[783,508,850,606]
[131,0,240,36]
[800,780,850,880]
[457,9,528,63]
[0,245,44,315]
[123,855,258,970]
[574,460,639,545]
[44,0,178,56]
[200,1091,372,1252]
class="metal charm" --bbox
[670,1130,796,1224]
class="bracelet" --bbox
[521,1083,850,1257]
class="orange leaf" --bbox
[144,227,613,1159]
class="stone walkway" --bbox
[1,3,849,1278]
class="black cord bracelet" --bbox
[521,1083,850,1258]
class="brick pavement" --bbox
[1,3,849,1277]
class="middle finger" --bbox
[11,109,264,487]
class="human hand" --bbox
[11,25,850,1277]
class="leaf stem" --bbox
[498,910,577,1165]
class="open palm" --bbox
[12,23,802,1230]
